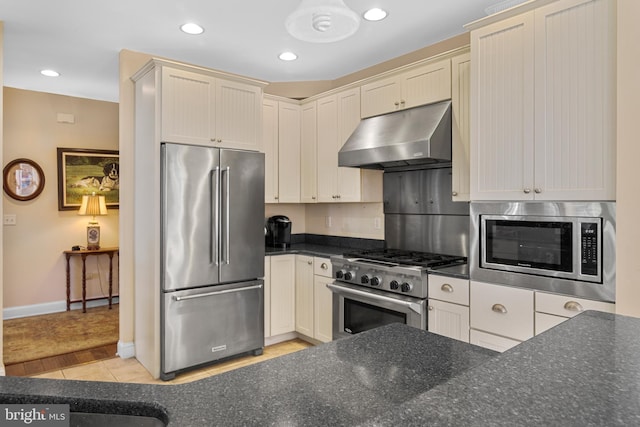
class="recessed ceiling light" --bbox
[363,8,387,21]
[40,69,60,77]
[180,23,204,35]
[279,52,298,61]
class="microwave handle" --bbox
[326,283,424,315]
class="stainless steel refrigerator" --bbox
[160,142,265,380]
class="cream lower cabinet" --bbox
[266,255,296,337]
[295,255,333,343]
[534,292,615,335]
[470,281,534,352]
[428,275,470,343]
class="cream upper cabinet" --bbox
[361,59,452,118]
[316,88,371,203]
[300,101,318,203]
[469,0,615,201]
[451,52,471,202]
[262,97,301,203]
[160,65,263,151]
[263,98,279,203]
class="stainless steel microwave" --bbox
[470,202,616,303]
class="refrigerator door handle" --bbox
[222,166,231,265]
[212,166,220,266]
[172,284,263,301]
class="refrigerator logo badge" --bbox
[211,345,227,353]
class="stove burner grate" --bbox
[342,248,466,269]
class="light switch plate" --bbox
[3,214,16,226]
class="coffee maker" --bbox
[265,215,292,249]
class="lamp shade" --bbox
[78,193,108,217]
[285,0,361,43]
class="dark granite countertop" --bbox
[0,324,495,426]
[429,263,469,279]
[4,312,639,426]
[265,242,346,258]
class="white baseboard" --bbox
[3,297,120,320]
[117,340,135,359]
[0,364,5,376]
[265,331,298,346]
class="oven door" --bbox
[327,282,427,340]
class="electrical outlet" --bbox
[325,216,332,228]
[3,214,16,226]
[374,217,382,229]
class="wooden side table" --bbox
[64,247,119,313]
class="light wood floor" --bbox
[27,339,313,385]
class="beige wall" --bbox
[3,88,119,310]
[615,0,640,317]
[1,21,5,373]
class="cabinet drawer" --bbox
[535,312,566,336]
[428,275,469,305]
[314,257,332,278]
[469,329,520,353]
[535,292,615,318]
[470,281,534,341]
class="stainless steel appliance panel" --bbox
[328,282,427,340]
[385,214,469,257]
[162,143,221,291]
[470,202,615,302]
[162,280,264,374]
[219,149,265,283]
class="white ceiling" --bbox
[1,0,502,103]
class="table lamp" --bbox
[78,192,108,250]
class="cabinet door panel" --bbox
[301,102,318,203]
[270,255,295,336]
[314,275,334,343]
[161,67,215,145]
[215,79,262,151]
[470,329,520,353]
[470,14,535,200]
[451,53,471,201]
[262,99,279,203]
[336,88,362,202]
[403,59,452,109]
[428,300,469,343]
[316,95,338,202]
[533,0,615,200]
[360,76,401,118]
[278,102,301,203]
[295,256,314,337]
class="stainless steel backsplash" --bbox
[383,167,469,257]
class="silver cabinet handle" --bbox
[564,301,584,312]
[523,188,531,194]
[441,283,454,293]
[321,262,328,270]
[534,188,542,194]
[492,303,507,314]
[173,284,263,301]
[327,283,424,315]
[452,191,458,197]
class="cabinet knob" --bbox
[337,195,341,199]
[563,301,584,312]
[523,188,531,194]
[274,196,279,200]
[491,303,508,314]
[441,283,454,293]
[400,99,406,105]
[534,188,542,194]
[451,191,458,197]
[312,196,316,200]
[217,139,222,143]
[321,263,328,270]
[428,305,434,311]
[394,101,400,106]
[308,261,312,265]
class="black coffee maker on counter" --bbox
[265,215,292,249]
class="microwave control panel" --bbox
[580,222,599,276]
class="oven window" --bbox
[485,220,573,272]
[343,298,406,334]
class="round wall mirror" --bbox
[3,158,45,201]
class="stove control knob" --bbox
[335,270,345,279]
[390,280,400,290]
[370,276,381,287]
[401,282,413,293]
[344,271,354,281]
[361,274,371,284]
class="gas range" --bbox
[330,249,466,299]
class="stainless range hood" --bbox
[338,100,452,170]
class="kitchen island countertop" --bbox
[3,311,640,425]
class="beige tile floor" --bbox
[30,339,313,385]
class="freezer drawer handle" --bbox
[173,284,263,302]
[326,283,424,315]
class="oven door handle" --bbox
[327,283,424,315]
